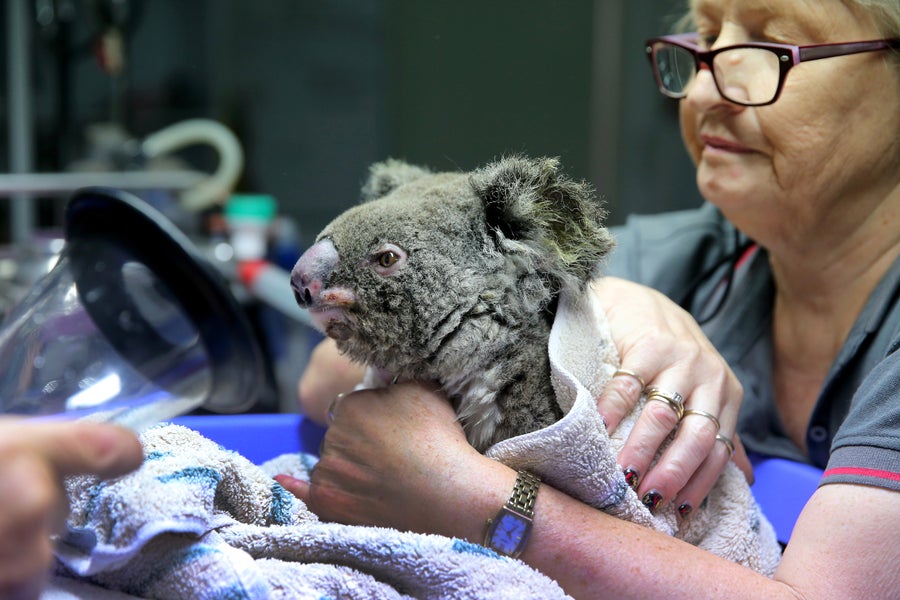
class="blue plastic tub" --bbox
[171,413,325,465]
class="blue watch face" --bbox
[490,511,528,555]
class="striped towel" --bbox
[52,424,570,599]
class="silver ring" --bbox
[327,392,346,424]
[613,368,646,392]
[645,387,685,420]
[682,409,721,433]
[715,433,735,458]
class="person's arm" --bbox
[277,383,899,600]
[0,419,143,599]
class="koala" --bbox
[291,156,613,452]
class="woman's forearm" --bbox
[425,455,897,600]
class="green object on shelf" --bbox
[226,194,277,222]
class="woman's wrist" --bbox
[428,453,519,544]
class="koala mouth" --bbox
[306,306,352,340]
[307,287,358,340]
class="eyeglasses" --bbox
[645,32,900,106]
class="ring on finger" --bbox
[613,368,646,392]
[715,433,735,458]
[645,387,685,420]
[327,392,346,425]
[682,408,721,433]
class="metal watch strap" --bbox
[507,470,540,516]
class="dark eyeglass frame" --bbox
[645,32,900,106]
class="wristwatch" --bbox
[484,470,541,558]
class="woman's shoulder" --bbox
[825,341,900,491]
[824,262,900,489]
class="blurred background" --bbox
[0,0,702,412]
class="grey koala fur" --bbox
[292,155,614,452]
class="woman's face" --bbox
[680,0,900,247]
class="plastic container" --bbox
[0,188,266,431]
[225,194,277,261]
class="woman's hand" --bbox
[592,277,750,516]
[278,382,511,540]
[0,419,143,599]
[297,338,367,426]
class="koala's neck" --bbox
[436,315,562,453]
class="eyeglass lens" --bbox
[653,43,782,105]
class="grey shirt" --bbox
[606,203,900,491]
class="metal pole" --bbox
[7,0,36,244]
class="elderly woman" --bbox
[287,0,899,597]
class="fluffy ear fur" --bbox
[470,155,614,295]
[360,158,432,202]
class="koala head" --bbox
[291,155,613,379]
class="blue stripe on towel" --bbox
[157,466,223,489]
[83,480,110,521]
[451,539,501,558]
[300,452,319,473]
[598,478,630,510]
[145,451,172,462]
[269,482,295,525]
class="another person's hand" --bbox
[0,419,143,600]
[592,277,750,516]
[297,338,367,425]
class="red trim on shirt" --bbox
[735,243,759,270]
[823,467,900,482]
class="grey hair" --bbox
[849,0,900,38]
[672,1,900,38]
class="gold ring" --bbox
[613,368,646,392]
[682,409,721,433]
[327,392,347,424]
[645,387,685,420]
[715,433,735,458]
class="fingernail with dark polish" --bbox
[623,468,639,490]
[641,490,663,511]
[678,502,693,519]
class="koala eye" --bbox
[377,251,400,268]
[371,243,407,276]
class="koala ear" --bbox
[360,158,432,202]
[470,155,615,290]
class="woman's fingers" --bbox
[10,420,144,479]
[633,403,725,509]
[591,278,745,511]
[0,447,68,598]
[597,370,646,431]
[274,474,309,499]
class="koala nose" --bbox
[291,238,339,308]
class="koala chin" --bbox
[291,155,613,452]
